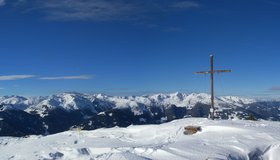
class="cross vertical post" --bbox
[194,55,231,120]
[210,55,214,120]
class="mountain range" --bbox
[0,92,280,137]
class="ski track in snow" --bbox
[0,118,280,160]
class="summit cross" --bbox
[194,55,231,120]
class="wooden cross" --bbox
[194,55,231,120]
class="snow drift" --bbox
[0,118,279,160]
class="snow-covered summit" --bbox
[0,92,258,113]
[1,118,279,160]
[25,93,97,116]
[141,92,255,108]
[0,92,279,137]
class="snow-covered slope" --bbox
[0,118,279,160]
[26,93,97,116]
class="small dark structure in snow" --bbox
[184,126,202,135]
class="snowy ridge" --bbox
[0,92,258,115]
[0,118,279,160]
[27,93,97,116]
[144,92,256,108]
[1,92,280,139]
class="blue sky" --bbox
[0,0,280,97]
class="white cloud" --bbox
[16,0,200,21]
[0,75,35,80]
[22,0,138,21]
[40,75,92,80]
[0,0,5,6]
[172,1,200,9]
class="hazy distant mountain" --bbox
[0,92,279,136]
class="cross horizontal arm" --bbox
[193,71,210,74]
[213,69,231,73]
[193,69,231,74]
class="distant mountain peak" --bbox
[0,92,258,112]
[1,92,280,137]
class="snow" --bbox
[262,144,280,160]
[24,93,97,116]
[141,93,254,108]
[0,92,258,116]
[0,118,279,160]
